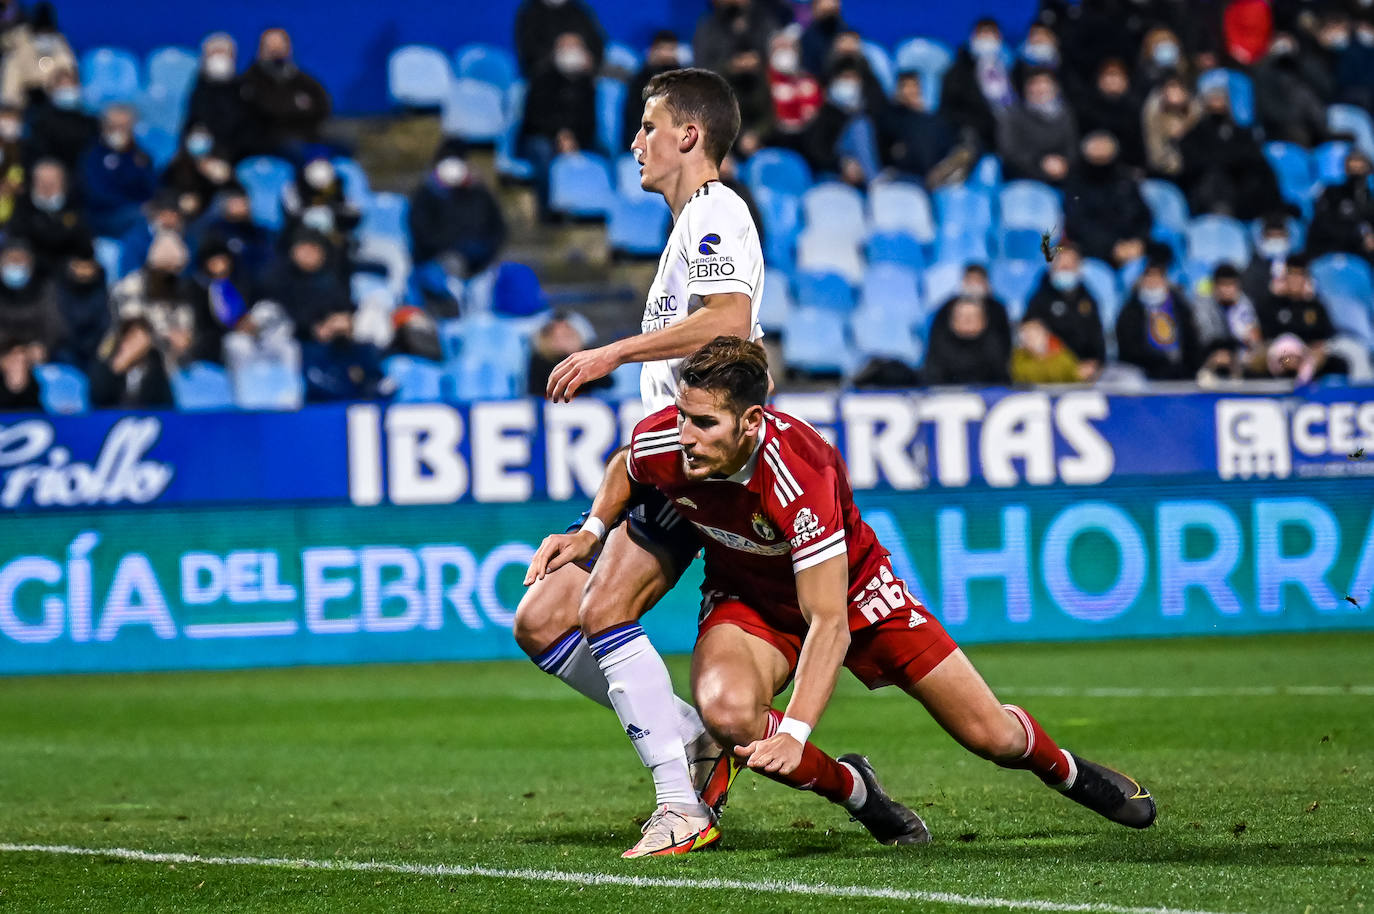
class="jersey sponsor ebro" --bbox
[626,405,926,632]
[639,181,765,411]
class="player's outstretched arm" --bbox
[546,291,752,402]
[735,555,850,775]
[522,446,636,584]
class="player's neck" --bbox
[663,162,721,220]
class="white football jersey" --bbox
[639,180,765,411]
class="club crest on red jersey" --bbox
[751,512,779,540]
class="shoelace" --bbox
[639,805,691,839]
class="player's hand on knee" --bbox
[522,532,598,585]
[735,734,803,776]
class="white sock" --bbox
[591,623,702,809]
[839,761,868,812]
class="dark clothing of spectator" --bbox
[800,9,845,79]
[88,350,173,408]
[0,365,40,410]
[527,349,612,396]
[1241,251,1287,305]
[730,69,776,145]
[1334,37,1374,112]
[941,48,1012,151]
[1023,275,1107,363]
[1055,5,1136,97]
[1258,292,1338,344]
[1075,86,1146,168]
[520,64,598,151]
[800,101,858,176]
[185,273,249,364]
[301,338,385,402]
[79,138,157,238]
[191,213,277,278]
[622,63,676,150]
[1178,113,1282,220]
[514,0,604,78]
[184,75,251,161]
[694,3,779,76]
[996,102,1077,183]
[0,275,62,350]
[255,256,351,334]
[1063,160,1152,263]
[1254,52,1330,147]
[408,174,508,273]
[54,268,109,369]
[923,297,1013,385]
[879,103,957,180]
[280,176,361,262]
[159,153,230,222]
[1115,286,1204,379]
[23,97,96,173]
[238,59,331,156]
[1308,177,1374,260]
[8,195,92,275]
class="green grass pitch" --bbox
[0,632,1370,913]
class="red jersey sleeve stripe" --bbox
[792,540,848,573]
[792,529,845,561]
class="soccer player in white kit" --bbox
[513,68,765,857]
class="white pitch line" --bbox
[0,843,1234,914]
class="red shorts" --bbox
[696,593,958,692]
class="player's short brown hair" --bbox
[642,68,741,166]
[678,336,769,415]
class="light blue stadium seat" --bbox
[743,147,812,197]
[442,78,506,142]
[491,261,548,317]
[135,123,176,170]
[449,359,522,400]
[866,231,925,269]
[608,197,671,257]
[332,157,372,206]
[454,43,518,92]
[447,314,529,400]
[998,226,1052,263]
[1329,103,1374,159]
[385,354,446,402]
[1140,178,1190,240]
[550,152,615,219]
[851,305,923,366]
[784,306,856,376]
[351,271,394,308]
[35,364,89,415]
[146,46,199,97]
[1313,254,1374,345]
[894,37,953,76]
[1185,214,1251,269]
[1264,141,1316,214]
[81,47,141,110]
[1314,141,1353,186]
[967,154,1002,193]
[802,181,866,239]
[859,262,921,321]
[496,81,535,181]
[171,361,235,412]
[990,259,1043,321]
[1080,258,1122,329]
[797,227,864,285]
[360,192,410,246]
[604,42,641,75]
[1197,69,1254,126]
[758,268,795,335]
[868,180,935,244]
[934,230,990,266]
[921,260,965,311]
[606,361,640,400]
[235,156,294,231]
[755,187,801,270]
[356,236,412,300]
[597,77,626,156]
[934,184,994,238]
[135,84,184,137]
[998,180,1061,231]
[233,361,303,411]
[862,41,896,96]
[615,153,653,200]
[93,237,123,286]
[389,45,453,109]
[794,271,856,312]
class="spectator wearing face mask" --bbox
[1115,255,1206,380]
[185,33,250,162]
[80,104,157,238]
[1064,131,1150,266]
[527,310,612,395]
[0,2,75,109]
[0,239,62,355]
[879,71,958,184]
[159,123,235,222]
[256,228,351,335]
[300,303,385,402]
[1179,84,1282,219]
[694,0,779,78]
[1022,243,1106,380]
[1141,73,1201,179]
[514,0,605,79]
[1242,212,1298,303]
[110,231,197,366]
[408,141,508,279]
[88,315,173,409]
[826,30,887,120]
[280,156,360,266]
[22,67,96,173]
[924,293,1013,385]
[934,263,1011,317]
[1137,27,1189,92]
[117,193,184,281]
[0,105,23,227]
[765,27,822,145]
[52,241,109,370]
[942,19,1016,152]
[0,335,41,411]
[996,69,1077,184]
[1076,58,1144,170]
[1014,24,1070,97]
[9,157,91,276]
[1257,255,1349,381]
[800,0,845,81]
[520,32,598,218]
[1201,263,1266,376]
[622,32,681,151]
[1253,32,1331,148]
[239,28,331,160]
[801,61,877,187]
[725,43,774,157]
[1309,150,1374,261]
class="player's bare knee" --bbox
[962,713,1025,762]
[697,690,766,749]
[513,580,575,658]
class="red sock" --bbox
[999,704,1073,787]
[750,709,856,804]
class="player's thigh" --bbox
[691,622,792,745]
[578,523,677,634]
[901,649,1024,759]
[512,561,588,655]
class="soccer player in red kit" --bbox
[526,337,1157,843]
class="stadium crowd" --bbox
[3,0,1374,412]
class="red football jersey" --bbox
[627,405,925,632]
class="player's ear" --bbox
[680,124,699,155]
[741,404,765,437]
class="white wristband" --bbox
[777,716,812,745]
[579,516,607,543]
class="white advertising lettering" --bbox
[0,417,172,508]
